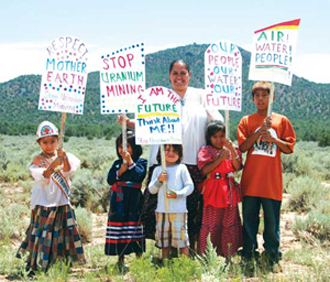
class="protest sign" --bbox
[249,19,301,86]
[135,87,182,145]
[100,43,145,114]
[205,40,242,112]
[39,36,89,114]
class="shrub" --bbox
[316,199,330,215]
[130,255,156,281]
[74,206,92,243]
[282,149,312,176]
[293,212,330,244]
[18,180,33,194]
[157,256,203,281]
[282,172,296,194]
[1,163,30,183]
[0,150,9,171]
[286,175,327,213]
[130,255,203,282]
[197,235,228,279]
[0,244,30,278]
[318,132,330,147]
[285,247,318,267]
[70,169,108,212]
[34,260,71,281]
[0,203,29,241]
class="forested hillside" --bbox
[0,44,329,142]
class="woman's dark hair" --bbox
[205,121,226,146]
[156,144,183,165]
[169,59,190,73]
[116,131,142,161]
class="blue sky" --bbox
[0,0,329,83]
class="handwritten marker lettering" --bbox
[204,40,242,111]
[249,19,301,86]
[100,43,146,114]
[135,87,182,145]
[39,36,88,114]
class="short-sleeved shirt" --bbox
[237,112,296,201]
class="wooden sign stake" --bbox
[160,144,169,211]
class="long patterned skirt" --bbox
[16,205,86,271]
[198,205,242,258]
[105,186,145,256]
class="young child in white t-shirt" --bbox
[148,144,193,259]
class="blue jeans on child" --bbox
[242,196,282,262]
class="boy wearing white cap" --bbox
[17,121,85,272]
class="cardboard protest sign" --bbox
[249,19,301,86]
[205,40,242,111]
[39,36,89,114]
[135,87,182,145]
[100,43,145,114]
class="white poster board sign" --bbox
[135,87,182,145]
[205,40,242,111]
[100,43,145,114]
[249,19,301,86]
[39,36,89,114]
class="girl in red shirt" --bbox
[197,121,242,259]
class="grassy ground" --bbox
[0,135,329,281]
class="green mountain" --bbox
[0,43,329,141]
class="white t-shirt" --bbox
[148,164,193,213]
[29,153,80,209]
[148,87,224,166]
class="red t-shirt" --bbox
[237,112,296,201]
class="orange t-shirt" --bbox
[237,112,296,201]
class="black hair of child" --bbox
[169,59,190,73]
[206,121,226,146]
[115,131,142,161]
[251,81,272,98]
[156,144,183,165]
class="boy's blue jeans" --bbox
[242,196,282,262]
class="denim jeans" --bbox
[242,196,282,262]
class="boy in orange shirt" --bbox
[237,81,296,268]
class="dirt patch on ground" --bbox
[0,186,325,281]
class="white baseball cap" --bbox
[36,121,59,140]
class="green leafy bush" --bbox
[130,255,157,281]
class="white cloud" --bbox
[0,42,47,82]
[240,43,253,52]
[0,42,329,84]
[293,54,330,84]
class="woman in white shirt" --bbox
[123,59,223,250]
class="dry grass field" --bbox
[0,135,329,281]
